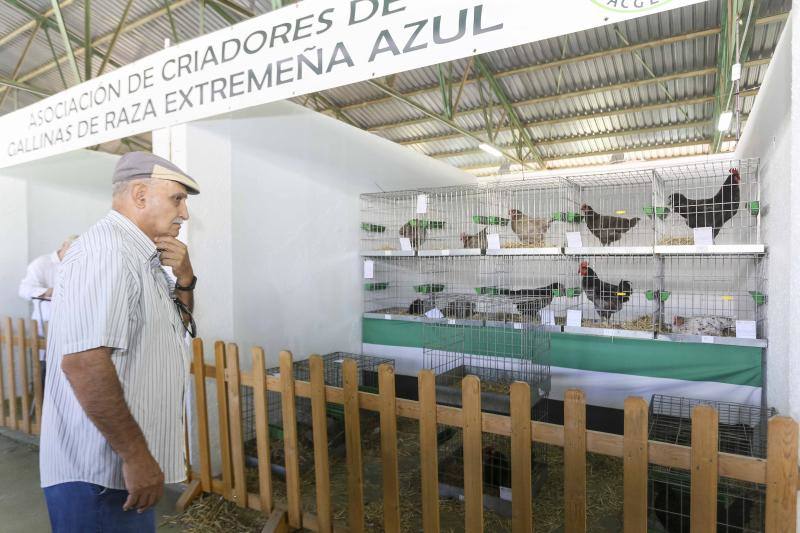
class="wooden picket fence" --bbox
[185,338,800,533]
[0,318,798,532]
[0,317,45,436]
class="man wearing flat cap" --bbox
[39,152,200,533]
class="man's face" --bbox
[141,179,189,239]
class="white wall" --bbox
[0,150,115,318]
[735,17,792,416]
[165,100,472,368]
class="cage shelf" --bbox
[486,247,563,256]
[418,248,483,256]
[655,333,767,348]
[360,250,416,257]
[565,246,654,256]
[563,326,655,340]
[654,244,766,255]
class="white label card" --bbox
[701,336,714,344]
[442,249,450,256]
[513,322,523,330]
[384,314,392,320]
[566,310,582,327]
[567,232,583,248]
[416,194,428,214]
[363,260,374,279]
[735,320,757,339]
[425,308,444,319]
[539,310,556,326]
[399,238,413,251]
[487,233,501,251]
[693,227,714,246]
[499,487,512,501]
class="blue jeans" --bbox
[43,482,155,533]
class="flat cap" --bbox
[113,151,200,195]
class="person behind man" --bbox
[40,152,200,533]
[18,235,78,386]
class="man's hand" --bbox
[155,236,193,285]
[122,449,165,513]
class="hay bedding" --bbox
[582,315,654,332]
[658,236,694,246]
[168,415,624,532]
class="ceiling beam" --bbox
[0,0,194,98]
[321,13,787,116]
[0,19,41,109]
[96,0,134,76]
[364,58,768,133]
[0,0,75,48]
[428,118,717,159]
[366,79,536,170]
[461,137,738,174]
[0,77,51,96]
[49,0,81,83]
[392,87,759,147]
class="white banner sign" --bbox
[0,0,705,168]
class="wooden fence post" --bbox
[279,351,302,529]
[343,357,365,533]
[564,389,586,533]
[309,355,332,533]
[690,405,718,532]
[226,344,247,508]
[0,318,7,427]
[5,317,17,430]
[29,319,43,435]
[214,341,233,500]
[623,397,648,533]
[252,346,273,515]
[510,381,533,533]
[379,364,401,533]
[192,339,212,493]
[765,416,798,533]
[17,319,30,434]
[418,370,440,533]
[462,375,483,533]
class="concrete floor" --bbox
[0,431,184,533]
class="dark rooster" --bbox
[579,261,632,320]
[482,445,511,488]
[399,219,426,250]
[460,227,488,250]
[497,282,565,319]
[668,168,741,238]
[581,204,640,246]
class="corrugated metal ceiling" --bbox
[0,0,791,176]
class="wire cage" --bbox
[435,425,549,517]
[240,353,395,464]
[658,255,766,340]
[568,255,657,334]
[360,190,436,254]
[654,158,760,247]
[485,178,569,250]
[647,394,776,533]
[568,169,655,250]
[362,257,420,318]
[476,255,570,327]
[414,185,486,254]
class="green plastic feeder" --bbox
[646,290,671,302]
[415,283,445,294]
[749,291,767,305]
[643,206,655,216]
[475,286,500,295]
[566,287,581,298]
[472,215,509,226]
[656,207,669,216]
[361,223,386,233]
[643,206,669,219]
[566,212,583,223]
[749,201,760,216]
[364,282,389,291]
[552,212,567,222]
[552,288,563,297]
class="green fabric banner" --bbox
[362,318,762,387]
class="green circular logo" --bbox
[590,0,676,13]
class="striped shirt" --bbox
[40,210,190,489]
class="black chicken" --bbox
[498,282,565,319]
[581,204,640,246]
[482,445,511,488]
[668,168,741,238]
[579,261,632,320]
